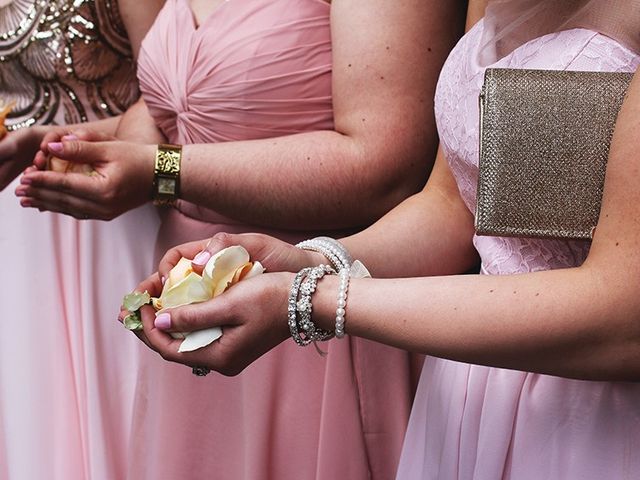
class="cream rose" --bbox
[123,246,264,352]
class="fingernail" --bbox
[20,199,32,207]
[20,177,32,185]
[117,314,124,323]
[155,312,171,330]
[62,134,78,141]
[161,276,166,285]
[48,142,63,154]
[192,251,211,266]
[15,190,25,197]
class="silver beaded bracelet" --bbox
[296,237,353,272]
[287,265,335,346]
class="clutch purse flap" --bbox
[476,68,633,240]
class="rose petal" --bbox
[158,271,210,311]
[163,257,194,294]
[203,246,250,295]
[177,327,223,353]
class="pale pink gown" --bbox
[128,1,417,479]
[396,22,640,479]
[0,1,160,478]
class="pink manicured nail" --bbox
[155,313,171,330]
[15,190,26,197]
[161,276,166,285]
[62,134,78,141]
[48,142,63,154]
[20,199,32,207]
[20,177,32,185]
[192,251,211,266]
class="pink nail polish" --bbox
[21,177,32,185]
[15,190,26,197]
[192,251,211,266]
[48,142,63,154]
[155,312,171,330]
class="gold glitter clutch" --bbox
[476,68,633,239]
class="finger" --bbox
[20,169,102,201]
[46,139,108,165]
[158,239,210,278]
[17,189,106,220]
[134,273,164,298]
[190,232,243,271]
[140,303,184,359]
[155,296,236,334]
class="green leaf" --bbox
[123,291,151,312]
[123,312,143,331]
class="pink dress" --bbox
[396,22,640,480]
[129,1,416,479]
[0,2,160,478]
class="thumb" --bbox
[46,139,105,165]
[155,297,233,333]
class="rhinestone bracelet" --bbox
[296,237,353,272]
[288,265,335,346]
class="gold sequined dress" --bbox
[0,0,138,128]
[0,2,159,479]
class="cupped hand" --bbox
[33,127,115,171]
[0,126,47,191]
[138,271,295,376]
[159,232,327,280]
[16,139,156,220]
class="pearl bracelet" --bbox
[334,267,350,338]
[296,237,353,272]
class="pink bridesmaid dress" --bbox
[0,1,160,478]
[129,1,416,479]
[396,21,640,480]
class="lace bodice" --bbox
[0,0,138,129]
[435,22,640,275]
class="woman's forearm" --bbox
[311,265,640,382]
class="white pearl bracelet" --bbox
[334,267,350,338]
[296,237,353,272]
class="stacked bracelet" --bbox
[296,237,353,272]
[288,265,335,346]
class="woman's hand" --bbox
[0,126,47,191]
[32,127,116,171]
[16,138,156,220]
[159,232,327,279]
[137,271,295,376]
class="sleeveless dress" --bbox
[129,1,416,479]
[396,21,640,480]
[0,2,160,479]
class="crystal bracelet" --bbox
[288,265,335,346]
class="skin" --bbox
[0,0,164,193]
[16,0,467,228]
[129,63,640,383]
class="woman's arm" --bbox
[177,0,467,229]
[20,0,467,226]
[307,70,640,381]
[141,70,640,382]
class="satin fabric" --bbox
[128,1,417,479]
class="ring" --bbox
[192,366,211,376]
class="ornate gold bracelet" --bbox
[153,144,182,206]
